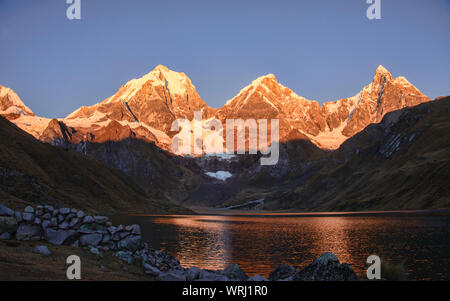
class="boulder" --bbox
[15,223,42,240]
[93,216,109,224]
[130,224,141,235]
[144,249,181,272]
[33,245,52,256]
[115,251,134,264]
[117,235,142,252]
[107,226,117,234]
[22,212,34,222]
[143,263,161,276]
[80,233,103,246]
[69,218,79,227]
[293,252,358,281]
[0,232,11,240]
[76,210,85,218]
[185,267,201,281]
[24,206,34,213]
[197,270,229,281]
[45,228,79,245]
[41,220,51,229]
[222,264,248,281]
[0,216,18,234]
[90,247,103,258]
[0,205,14,216]
[78,223,107,234]
[119,231,131,239]
[65,213,75,221]
[42,213,51,220]
[101,234,111,244]
[159,271,186,281]
[59,208,70,215]
[269,264,296,281]
[58,221,70,230]
[247,275,269,281]
[82,215,94,224]
[14,211,23,223]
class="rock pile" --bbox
[0,204,358,281]
[0,204,146,264]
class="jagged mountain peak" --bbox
[252,73,277,84]
[103,65,195,105]
[1,65,431,153]
[375,64,390,75]
[371,65,394,85]
[233,73,278,95]
[223,73,299,108]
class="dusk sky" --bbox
[0,0,449,118]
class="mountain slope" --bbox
[0,85,51,139]
[0,116,190,214]
[250,97,450,211]
[2,65,427,153]
[0,66,438,212]
[63,65,215,148]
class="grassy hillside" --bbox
[0,116,190,214]
[264,97,450,211]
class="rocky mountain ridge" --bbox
[1,67,445,211]
[0,65,429,151]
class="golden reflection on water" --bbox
[137,214,449,280]
[150,216,373,277]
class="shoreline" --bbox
[129,208,450,217]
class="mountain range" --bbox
[0,65,429,150]
[0,66,448,211]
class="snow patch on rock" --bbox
[205,170,233,181]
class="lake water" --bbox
[111,212,450,280]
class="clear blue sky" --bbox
[0,0,449,118]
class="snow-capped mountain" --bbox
[0,66,445,211]
[216,65,429,149]
[62,65,214,147]
[0,65,429,151]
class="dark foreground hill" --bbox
[0,116,190,214]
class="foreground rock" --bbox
[0,204,359,281]
[293,252,358,281]
[247,275,269,281]
[222,264,248,281]
[269,264,296,281]
[0,216,18,234]
[33,245,52,256]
